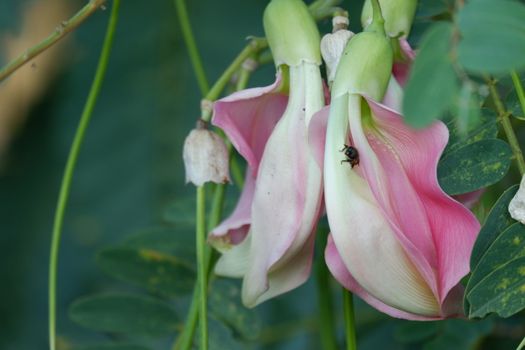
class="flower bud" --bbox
[321,23,354,84]
[263,0,321,66]
[361,0,418,38]
[183,120,230,186]
[509,175,525,224]
[331,31,393,101]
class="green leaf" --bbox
[403,22,459,128]
[209,280,261,340]
[466,223,525,318]
[444,109,498,155]
[469,185,519,269]
[69,294,179,336]
[163,197,196,225]
[96,247,196,296]
[394,322,440,344]
[416,0,453,18]
[123,227,195,262]
[199,317,244,350]
[458,0,525,74]
[422,319,493,350]
[453,82,481,136]
[437,139,512,195]
[72,345,151,350]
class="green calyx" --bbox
[331,31,393,101]
[263,0,321,67]
[361,0,418,38]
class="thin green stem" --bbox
[0,0,108,82]
[511,71,525,118]
[174,0,209,95]
[343,290,357,350]
[201,39,268,121]
[315,231,338,350]
[173,62,254,350]
[195,186,208,350]
[487,78,525,176]
[47,1,120,349]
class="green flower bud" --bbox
[361,0,418,38]
[263,0,321,66]
[331,31,393,101]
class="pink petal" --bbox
[355,97,480,306]
[393,38,415,86]
[324,95,440,317]
[209,170,255,245]
[242,64,324,306]
[325,235,443,321]
[212,73,288,175]
[308,106,330,169]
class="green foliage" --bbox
[466,223,525,318]
[403,22,459,128]
[421,319,493,350]
[72,345,151,350]
[69,294,179,336]
[469,185,519,268]
[444,109,499,155]
[465,185,525,319]
[96,247,196,296]
[458,0,525,75]
[437,139,512,195]
[394,322,440,343]
[209,279,262,340]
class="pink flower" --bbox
[210,67,325,306]
[307,20,481,319]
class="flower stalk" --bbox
[486,78,525,176]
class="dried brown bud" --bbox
[183,121,231,186]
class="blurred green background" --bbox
[0,0,522,350]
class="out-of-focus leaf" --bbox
[416,0,453,18]
[69,294,179,336]
[453,81,481,135]
[403,22,459,128]
[437,139,512,195]
[469,185,519,269]
[209,279,261,340]
[96,247,195,296]
[466,223,525,318]
[162,197,196,225]
[444,109,498,155]
[394,322,440,344]
[122,227,195,262]
[199,317,243,350]
[458,0,525,74]
[506,74,525,120]
[72,345,150,350]
[423,319,493,350]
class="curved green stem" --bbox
[174,0,209,95]
[0,0,108,82]
[487,78,525,176]
[48,1,120,349]
[343,290,357,350]
[511,71,525,118]
[201,39,267,122]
